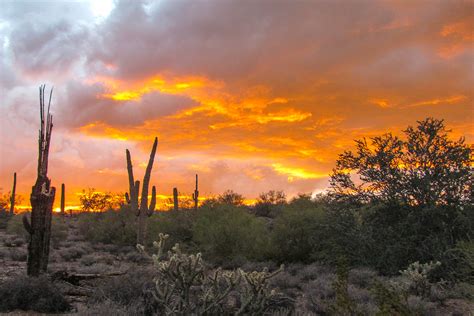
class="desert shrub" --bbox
[8,248,27,261]
[77,205,136,245]
[371,281,412,315]
[0,248,8,259]
[147,210,195,249]
[193,204,270,263]
[79,299,144,316]
[0,276,71,313]
[348,267,379,288]
[124,250,150,263]
[270,203,325,263]
[328,263,361,315]
[58,244,89,261]
[302,273,336,314]
[3,236,24,247]
[92,267,155,311]
[7,213,68,247]
[441,239,474,283]
[80,254,98,266]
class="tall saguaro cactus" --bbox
[60,183,65,216]
[126,137,158,245]
[9,172,16,216]
[173,187,179,211]
[23,85,56,276]
[192,174,199,211]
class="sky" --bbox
[0,0,473,209]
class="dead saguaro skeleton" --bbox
[173,187,179,211]
[125,137,158,245]
[10,172,16,216]
[23,85,56,276]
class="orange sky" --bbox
[0,0,472,209]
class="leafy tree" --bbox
[79,188,125,212]
[216,190,245,206]
[330,118,473,207]
[254,190,286,217]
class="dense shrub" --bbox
[360,203,473,276]
[147,210,195,249]
[270,201,325,263]
[77,205,136,245]
[193,204,270,263]
[0,276,71,313]
[92,267,155,312]
[8,248,27,261]
[58,244,89,261]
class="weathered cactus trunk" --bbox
[125,137,158,245]
[192,174,199,211]
[173,187,179,211]
[60,183,65,216]
[9,172,16,216]
[23,85,56,276]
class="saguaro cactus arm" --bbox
[148,185,156,216]
[60,183,65,215]
[140,137,158,212]
[10,172,16,215]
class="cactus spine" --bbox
[23,85,55,276]
[126,137,158,245]
[9,172,16,216]
[173,187,179,211]
[60,183,65,216]
[192,174,199,211]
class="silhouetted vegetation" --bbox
[1,117,472,314]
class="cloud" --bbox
[0,0,472,204]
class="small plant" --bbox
[329,261,361,315]
[398,261,441,297]
[0,276,71,313]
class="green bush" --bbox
[7,213,68,247]
[77,205,136,245]
[270,201,325,263]
[147,210,195,249]
[193,204,270,263]
[0,276,71,313]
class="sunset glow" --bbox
[0,1,472,210]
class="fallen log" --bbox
[51,270,128,286]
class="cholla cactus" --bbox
[236,265,285,315]
[397,261,441,297]
[139,234,288,315]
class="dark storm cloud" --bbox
[58,82,199,128]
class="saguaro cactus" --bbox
[23,85,56,276]
[125,137,158,245]
[9,172,16,216]
[60,183,65,216]
[192,174,199,211]
[173,187,179,211]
